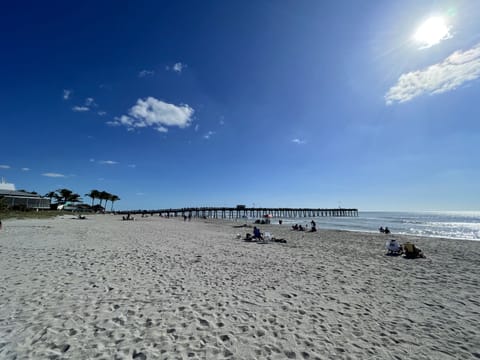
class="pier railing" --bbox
[118,207,358,219]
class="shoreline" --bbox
[202,216,480,243]
[2,209,478,241]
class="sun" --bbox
[414,16,451,48]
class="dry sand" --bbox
[0,215,479,359]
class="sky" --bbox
[1,0,480,211]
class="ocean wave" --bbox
[273,211,480,241]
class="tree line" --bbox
[45,189,120,211]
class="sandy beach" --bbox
[0,215,479,359]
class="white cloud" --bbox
[72,106,90,112]
[109,97,194,133]
[99,160,118,165]
[156,126,168,133]
[292,138,306,144]
[194,124,200,132]
[42,172,65,178]
[173,62,184,73]
[386,43,480,105]
[166,62,186,73]
[128,164,136,168]
[0,164,10,169]
[98,111,107,116]
[139,69,155,77]
[204,131,215,139]
[63,89,72,100]
[21,167,30,171]
[85,97,96,107]
[107,115,132,127]
[89,158,95,162]
[72,98,96,112]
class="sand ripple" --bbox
[0,215,479,359]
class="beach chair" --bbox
[386,239,402,256]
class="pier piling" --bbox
[119,207,358,219]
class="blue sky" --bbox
[1,1,479,211]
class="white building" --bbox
[0,178,50,210]
[0,178,15,191]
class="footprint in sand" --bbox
[219,334,230,342]
[198,318,210,327]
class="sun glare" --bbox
[414,16,451,48]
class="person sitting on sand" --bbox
[384,227,391,234]
[253,226,263,240]
[403,242,425,259]
[385,239,402,255]
[310,225,317,232]
[379,226,385,233]
[292,224,299,230]
[298,225,305,231]
[122,213,135,221]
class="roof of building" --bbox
[0,189,46,199]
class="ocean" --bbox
[277,211,480,241]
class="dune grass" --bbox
[0,210,63,220]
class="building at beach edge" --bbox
[0,178,50,210]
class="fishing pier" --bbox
[121,207,358,219]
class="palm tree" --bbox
[85,189,100,206]
[99,191,110,209]
[68,193,81,203]
[45,191,57,204]
[109,194,120,211]
[56,188,73,204]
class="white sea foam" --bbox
[267,211,480,241]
